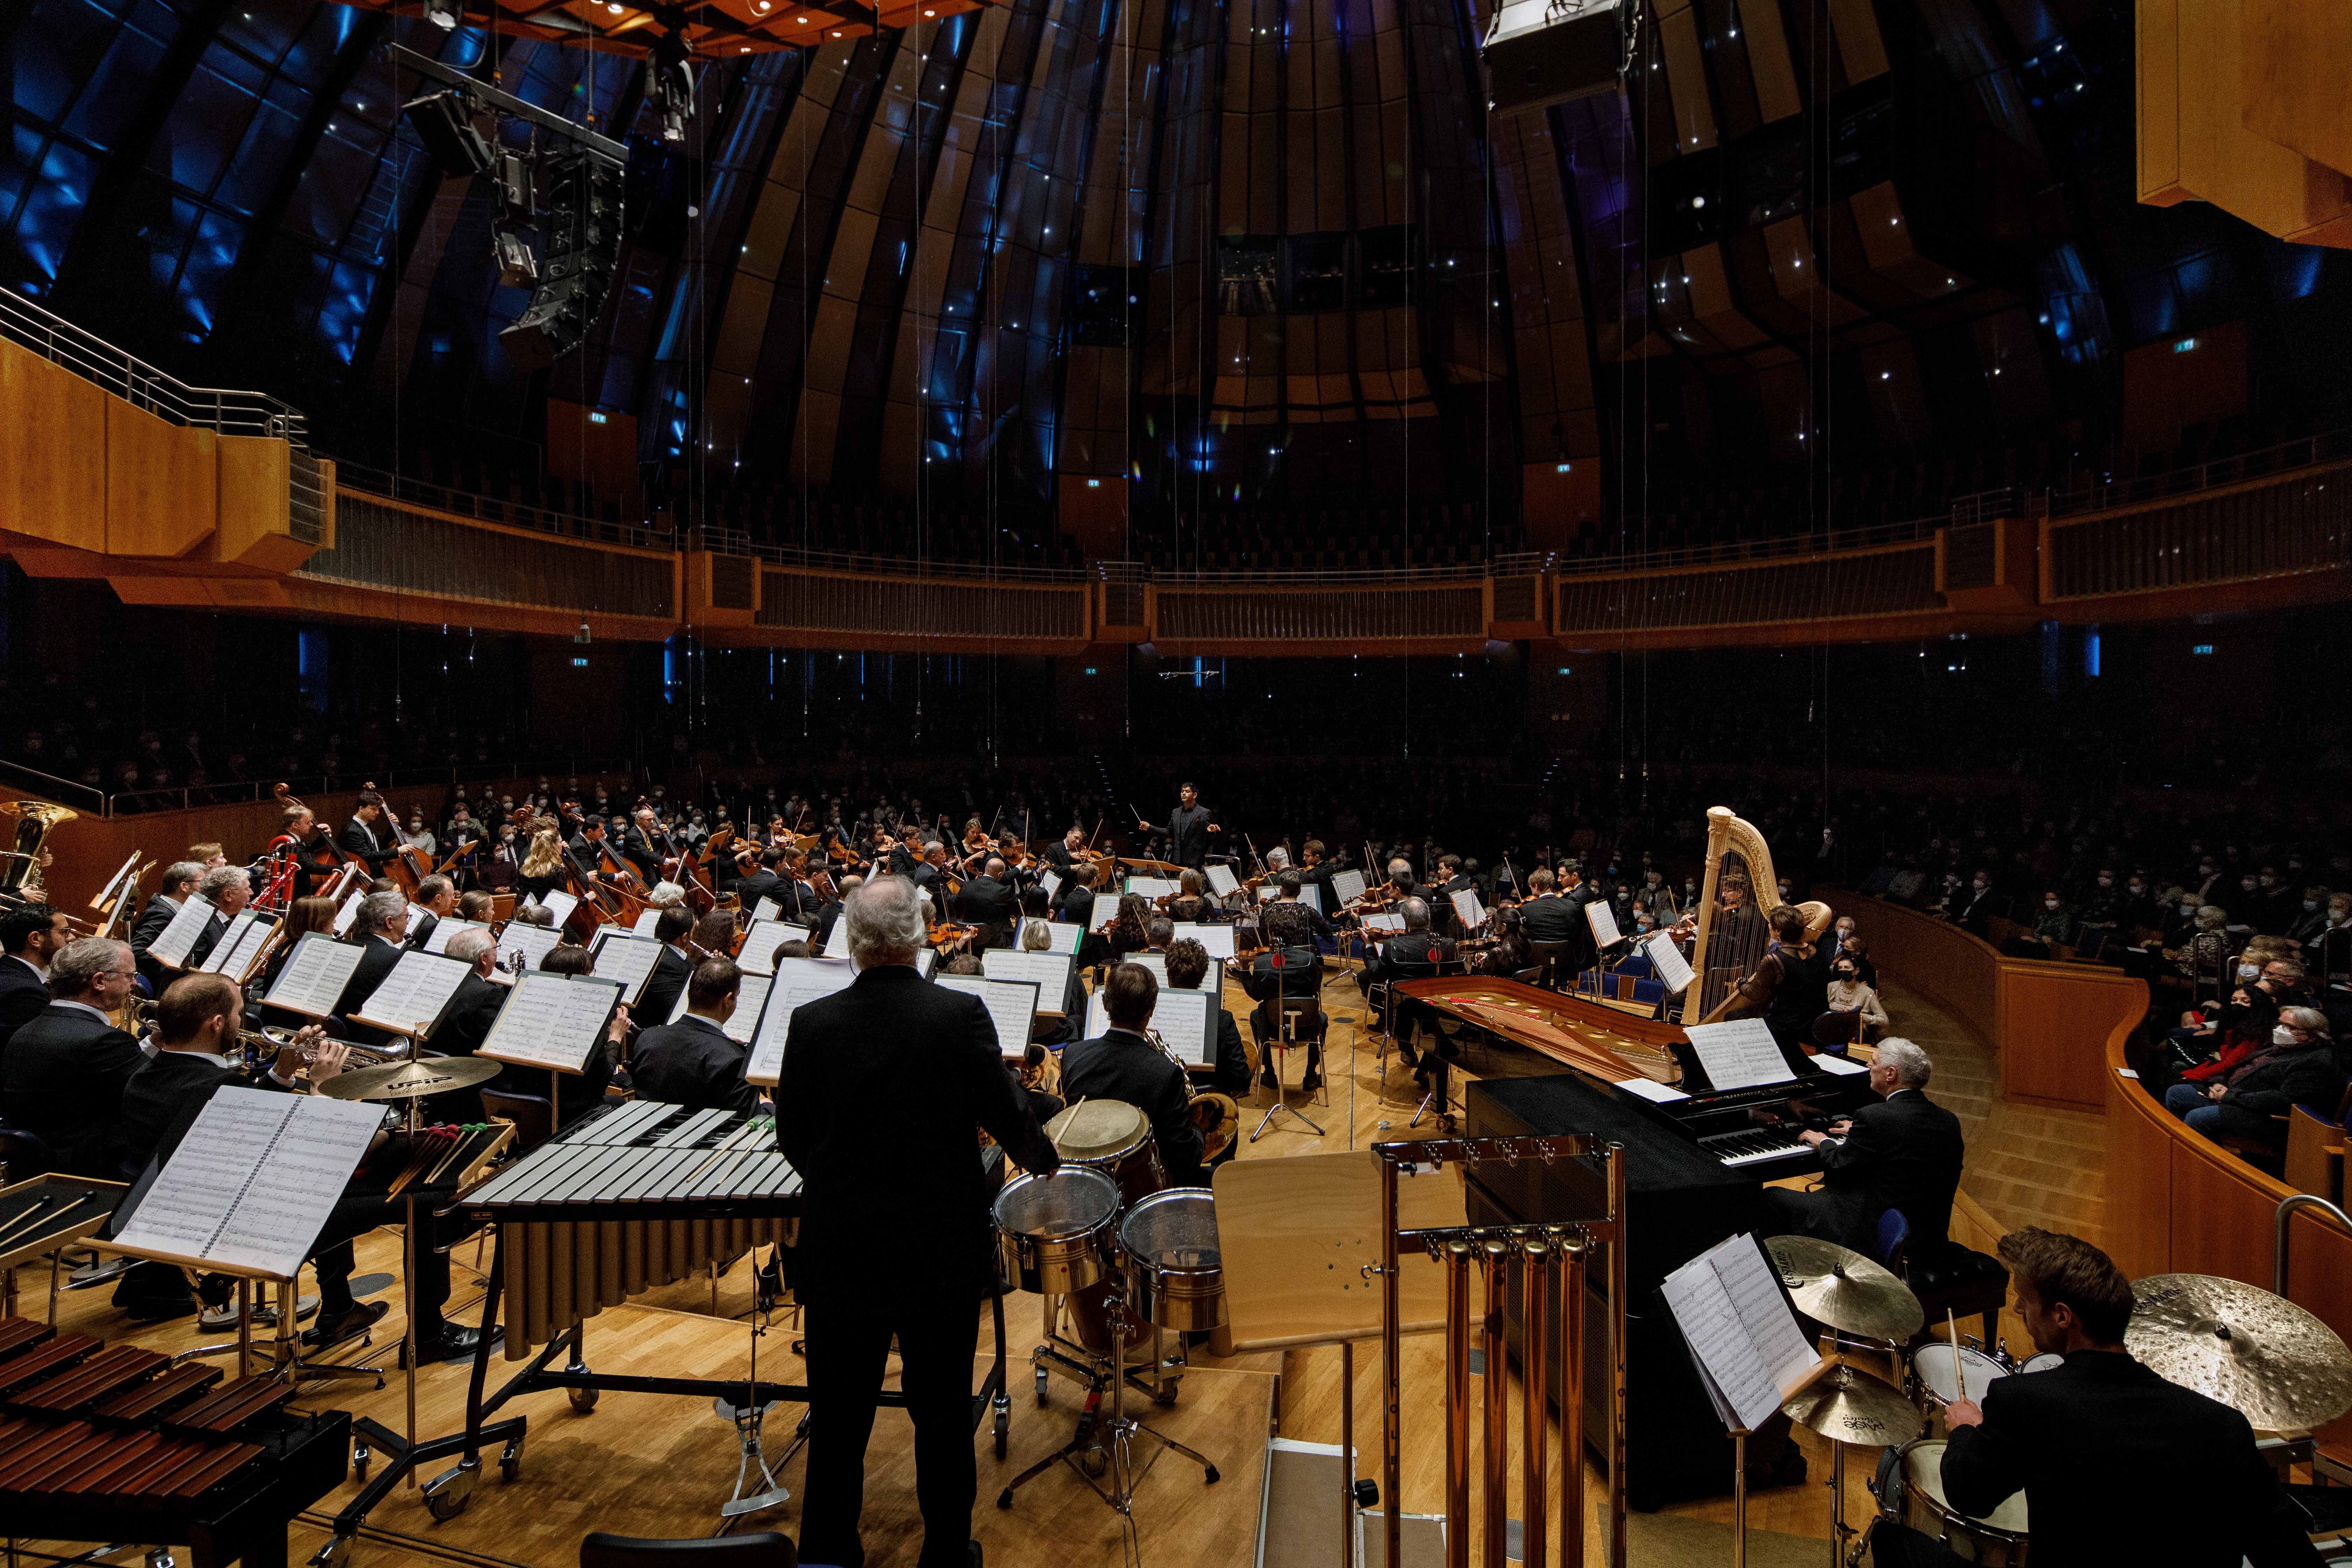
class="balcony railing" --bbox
[0,289,307,446]
[337,461,673,551]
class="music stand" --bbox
[1253,994,1327,1143]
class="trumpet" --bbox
[1146,1025,1241,1165]
[237,1022,406,1071]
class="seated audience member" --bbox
[2162,1007,2343,1161]
[1812,953,1890,1055]
[0,937,142,1176]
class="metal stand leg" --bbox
[1250,1043,1326,1143]
[1732,1428,1748,1568]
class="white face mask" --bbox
[2273,1026,2300,1047]
[2045,900,2060,910]
[1972,881,1987,892]
[2238,964,2260,980]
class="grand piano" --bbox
[1392,975,1874,1507]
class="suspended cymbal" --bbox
[1766,1235,1925,1342]
[1781,1364,1920,1447]
[316,1056,505,1103]
[2127,1273,2352,1432]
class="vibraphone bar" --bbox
[0,1315,350,1568]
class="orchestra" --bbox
[0,778,2339,1568]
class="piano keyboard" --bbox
[1697,1129,1815,1168]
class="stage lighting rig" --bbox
[649,22,696,144]
[424,0,460,27]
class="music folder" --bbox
[146,894,217,971]
[1661,1233,1822,1434]
[936,974,1042,1059]
[480,972,625,1075]
[262,931,368,1021]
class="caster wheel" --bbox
[1204,1465,1220,1484]
[569,1386,600,1414]
[500,1440,523,1483]
[426,1488,470,1522]
[1033,1367,1049,1406]
[351,1441,371,1484]
[996,1490,1014,1511]
[992,1410,1008,1458]
[421,1461,480,1523]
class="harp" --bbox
[1682,806,1834,1023]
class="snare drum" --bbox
[1882,1438,2030,1564]
[2018,1352,2064,1374]
[1047,1099,1167,1207]
[1910,1342,2009,1433]
[1119,1188,1225,1333]
[994,1168,1119,1296]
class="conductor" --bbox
[1144,782,1220,871]
[776,875,1060,1568]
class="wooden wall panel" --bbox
[1834,894,2000,1049]
[213,435,305,572]
[0,339,109,550]
[105,399,215,558]
[2104,1069,2175,1283]
[1997,961,2145,1110]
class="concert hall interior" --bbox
[7,1,2352,1566]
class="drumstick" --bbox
[1948,1309,1965,1402]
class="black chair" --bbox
[1528,940,1578,992]
[481,1089,555,1153]
[581,1533,796,1568]
[1884,1209,2009,1351]
[0,1125,58,1185]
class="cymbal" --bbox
[1766,1235,1925,1342]
[2127,1273,2352,1432]
[316,1056,505,1103]
[1781,1364,1920,1446]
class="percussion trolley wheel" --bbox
[351,1439,370,1484]
[569,1385,600,1414]
[422,1456,483,1522]
[500,1435,524,1482]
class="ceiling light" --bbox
[607,2,623,12]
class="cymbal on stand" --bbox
[1766,1235,1925,1343]
[1780,1363,1920,1447]
[315,1055,504,1102]
[2128,1273,2352,1432]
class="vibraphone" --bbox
[421,1101,1011,1511]
[0,1314,350,1568]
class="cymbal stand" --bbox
[996,1279,1217,1565]
[719,1283,790,1519]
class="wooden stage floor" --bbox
[32,961,2101,1568]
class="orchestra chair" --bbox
[480,1090,555,1154]
[1250,996,1328,1143]
[1528,940,1578,992]
[1883,1209,2008,1352]
[0,1124,57,1184]
[582,1532,797,1568]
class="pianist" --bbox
[1766,1038,1964,1260]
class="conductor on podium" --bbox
[776,875,1061,1568]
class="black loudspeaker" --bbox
[1481,0,1627,117]
[402,89,494,175]
[499,150,624,371]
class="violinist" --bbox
[1240,903,1326,1092]
[953,856,1018,950]
[1106,893,1152,959]
[1433,854,1476,937]
[1273,870,1333,943]
[1465,902,1534,977]
[812,875,857,950]
[1164,868,1218,925]
[911,842,953,919]
[888,825,924,879]
[407,874,457,953]
[517,825,569,905]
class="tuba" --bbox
[1682,806,1833,1025]
[0,800,76,900]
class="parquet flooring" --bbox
[20,957,2105,1568]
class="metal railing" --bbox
[1553,516,1945,578]
[687,526,1091,583]
[0,289,308,446]
[337,462,674,551]
[2035,427,2352,519]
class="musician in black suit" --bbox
[1164,937,1252,1100]
[734,849,784,914]
[128,862,203,995]
[633,905,698,1029]
[953,858,1019,949]
[0,903,68,1054]
[406,874,457,953]
[1871,1227,2321,1568]
[331,892,411,1043]
[1148,782,1220,871]
[0,938,142,1176]
[340,790,399,872]
[184,865,251,971]
[618,806,664,884]
[1040,826,1087,884]
[1433,854,1476,937]
[417,929,507,1121]
[1063,962,1206,1186]
[775,875,1059,1568]
[1769,1037,1964,1259]
[632,958,759,1114]
[1240,902,1327,1092]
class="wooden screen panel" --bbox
[0,339,109,551]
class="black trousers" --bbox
[1870,1522,1969,1568]
[799,1290,980,1568]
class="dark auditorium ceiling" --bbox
[5,0,2349,522]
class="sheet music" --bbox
[263,932,365,1019]
[668,969,772,1043]
[1171,920,1235,959]
[1682,1018,1796,1092]
[1084,985,1214,1065]
[93,851,140,913]
[496,921,564,973]
[1087,896,1121,933]
[1643,932,1696,995]
[111,1088,382,1280]
[147,894,216,970]
[1661,1233,1820,1433]
[331,888,365,936]
[632,906,665,936]
[1330,869,1367,906]
[589,929,665,1005]
[1122,951,1224,995]
[1812,1052,1867,1076]
[1585,899,1621,947]
[1452,888,1488,931]
[405,902,433,935]
[752,896,783,924]
[538,889,580,927]
[216,912,280,980]
[912,947,936,980]
[353,950,472,1037]
[1026,919,1083,954]
[422,916,489,955]
[480,972,623,1073]
[1126,876,1179,902]
[1614,1076,1690,1104]
[981,948,1075,1014]
[737,920,810,974]
[823,917,851,958]
[198,910,267,975]
[745,957,857,1085]
[1296,882,1322,913]
[1363,913,1405,936]
[937,975,1041,1057]
[1039,870,1063,903]
[1204,864,1239,897]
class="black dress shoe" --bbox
[301,1299,389,1350]
[121,1293,200,1323]
[404,1322,500,1366]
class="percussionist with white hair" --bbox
[775,874,1061,1568]
[1764,1036,1966,1262]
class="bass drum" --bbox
[1871,1437,2029,1566]
[2017,1352,2065,1374]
